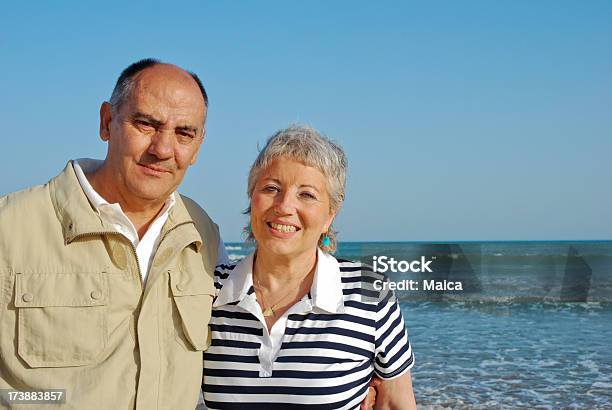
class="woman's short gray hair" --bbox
[244,125,348,253]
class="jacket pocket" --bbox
[14,272,108,368]
[169,269,214,351]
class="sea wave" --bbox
[397,293,612,304]
[227,253,245,262]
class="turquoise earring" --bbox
[322,234,331,247]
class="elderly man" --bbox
[0,59,224,409]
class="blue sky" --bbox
[1,1,610,241]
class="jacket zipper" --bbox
[70,231,143,288]
[71,221,194,287]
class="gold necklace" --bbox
[254,269,312,317]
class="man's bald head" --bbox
[109,58,208,118]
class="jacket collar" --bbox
[50,161,106,243]
[163,193,203,252]
[214,248,345,314]
[50,161,200,248]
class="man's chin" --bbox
[129,186,175,204]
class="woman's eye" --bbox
[263,185,280,193]
[300,192,317,200]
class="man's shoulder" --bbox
[0,162,77,216]
[0,182,51,215]
[176,194,220,251]
[178,194,214,223]
[0,182,58,247]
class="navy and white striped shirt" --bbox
[203,249,414,409]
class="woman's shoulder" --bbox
[332,257,395,305]
[334,257,389,282]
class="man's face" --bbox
[99,65,206,205]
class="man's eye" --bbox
[136,120,154,130]
[178,131,195,139]
[176,133,196,145]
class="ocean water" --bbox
[223,241,612,409]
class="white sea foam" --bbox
[479,359,502,368]
[580,360,599,372]
[537,359,560,367]
[591,382,612,389]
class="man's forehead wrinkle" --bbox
[131,105,200,131]
[133,81,193,108]
[122,65,205,132]
[127,82,204,129]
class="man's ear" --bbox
[99,102,112,141]
[189,128,206,165]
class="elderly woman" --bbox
[203,126,416,409]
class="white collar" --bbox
[214,248,345,314]
[73,158,176,214]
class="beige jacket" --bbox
[0,162,218,409]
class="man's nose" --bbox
[148,129,174,159]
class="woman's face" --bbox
[251,156,335,260]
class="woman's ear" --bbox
[323,211,337,233]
